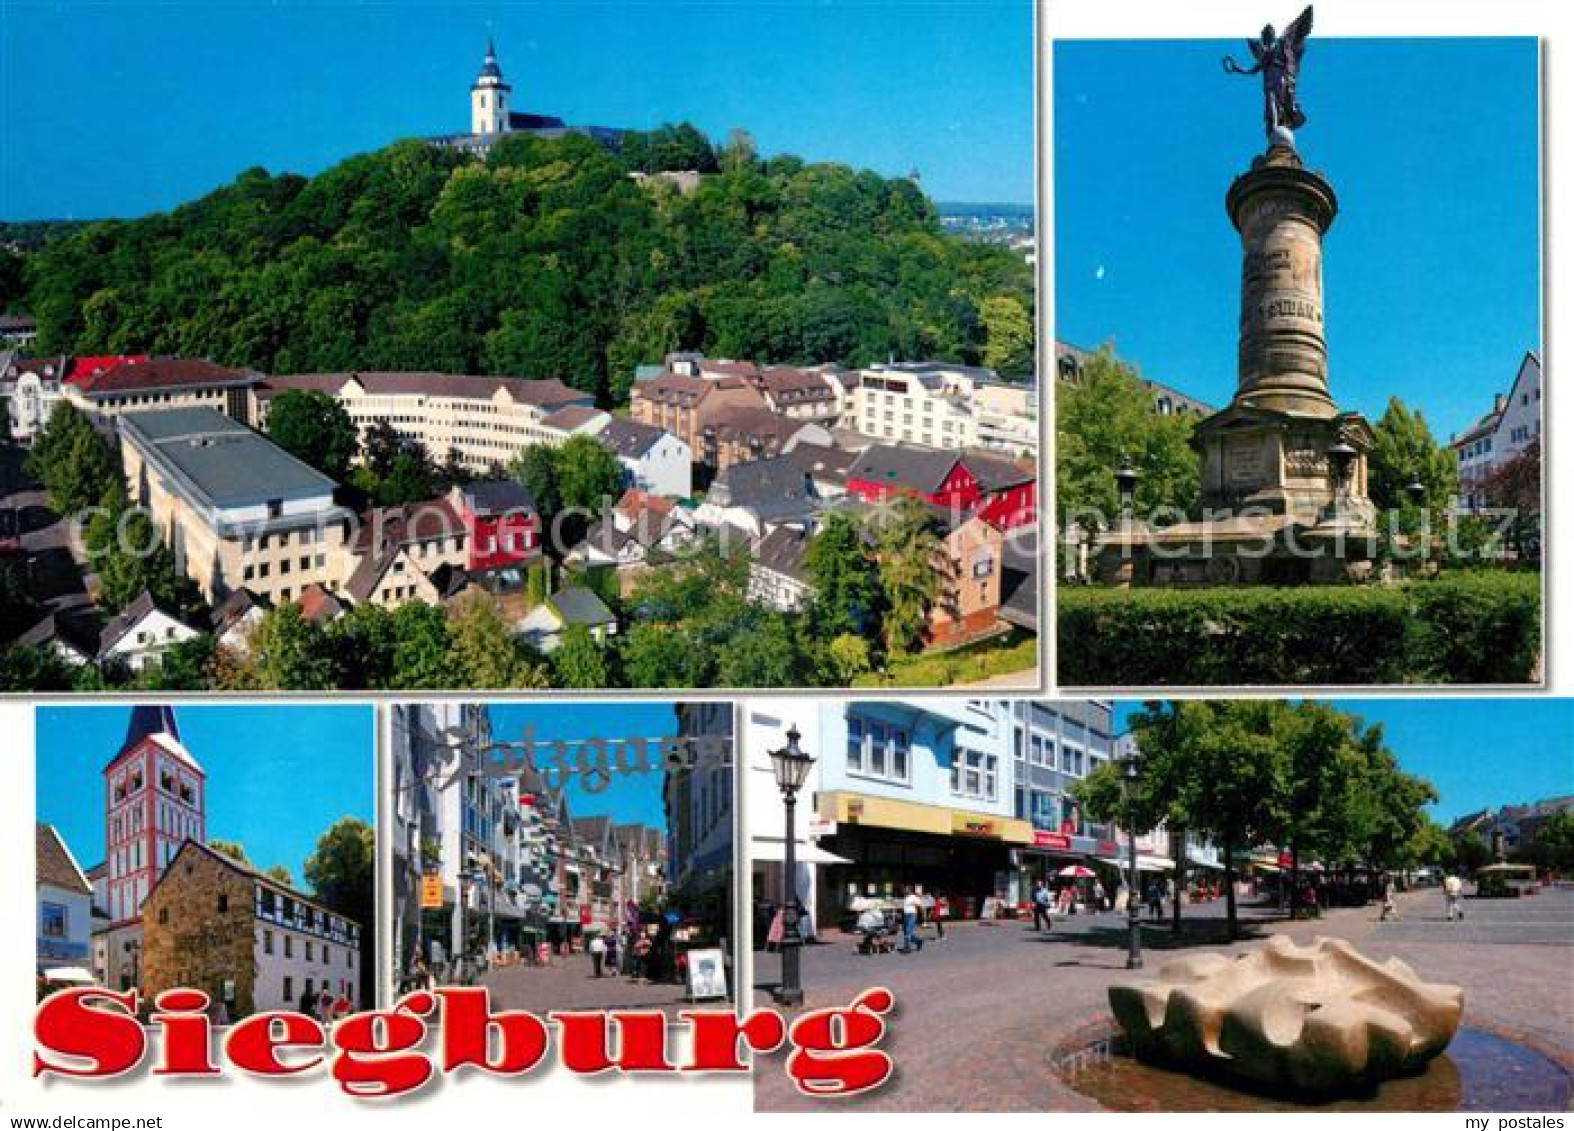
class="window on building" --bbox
[40,902,66,938]
[950,748,999,802]
[845,714,911,784]
[283,976,293,1002]
[216,893,228,913]
[264,930,274,955]
[284,936,293,958]
[306,940,314,962]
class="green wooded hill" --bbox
[12,127,1035,405]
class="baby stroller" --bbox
[855,906,895,955]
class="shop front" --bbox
[1014,831,1126,909]
[813,791,1032,929]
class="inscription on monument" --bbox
[1285,446,1328,477]
[1227,445,1265,484]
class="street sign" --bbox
[420,873,443,909]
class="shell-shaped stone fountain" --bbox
[1109,935,1464,1092]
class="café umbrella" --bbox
[1057,865,1097,879]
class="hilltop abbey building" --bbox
[430,39,623,154]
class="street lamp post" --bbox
[1325,440,1357,517]
[1119,745,1144,970]
[1114,456,1140,526]
[769,725,815,1008]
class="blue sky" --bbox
[1055,37,1541,439]
[36,704,374,886]
[1113,699,1573,825]
[485,701,686,828]
[0,1,1033,221]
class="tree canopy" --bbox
[20,131,1032,405]
[1074,699,1438,940]
[265,389,359,481]
[1368,396,1458,512]
[1056,346,1200,530]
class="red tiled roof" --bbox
[62,355,148,386]
[72,357,253,395]
[614,488,675,525]
[635,372,712,406]
[296,583,345,625]
[760,366,835,400]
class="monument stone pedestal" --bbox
[1096,142,1380,587]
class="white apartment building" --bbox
[255,373,594,474]
[852,362,1037,455]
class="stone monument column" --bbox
[1226,144,1339,419]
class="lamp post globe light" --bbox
[1118,743,1144,971]
[1326,440,1358,512]
[769,725,815,1008]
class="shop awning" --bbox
[1095,854,1174,873]
[40,966,96,983]
[818,791,1033,844]
[752,837,852,865]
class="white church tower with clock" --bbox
[471,38,510,136]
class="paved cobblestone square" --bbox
[478,950,732,1015]
[752,885,1574,1111]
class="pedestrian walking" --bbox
[1444,872,1464,921]
[298,982,317,1021]
[1030,880,1053,932]
[899,885,925,953]
[933,892,949,939]
[1379,876,1398,922]
[1146,882,1164,922]
[604,931,619,976]
[589,933,607,977]
[318,985,335,1023]
[1093,879,1107,912]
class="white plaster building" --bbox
[36,823,94,980]
[1452,351,1542,512]
[254,373,593,475]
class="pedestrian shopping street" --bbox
[751,885,1574,1112]
[478,947,732,1015]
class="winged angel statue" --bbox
[1223,6,1314,145]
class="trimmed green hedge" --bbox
[1058,571,1541,686]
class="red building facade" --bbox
[103,706,204,927]
[844,446,1037,532]
[452,482,541,572]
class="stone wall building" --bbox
[141,839,361,1018]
